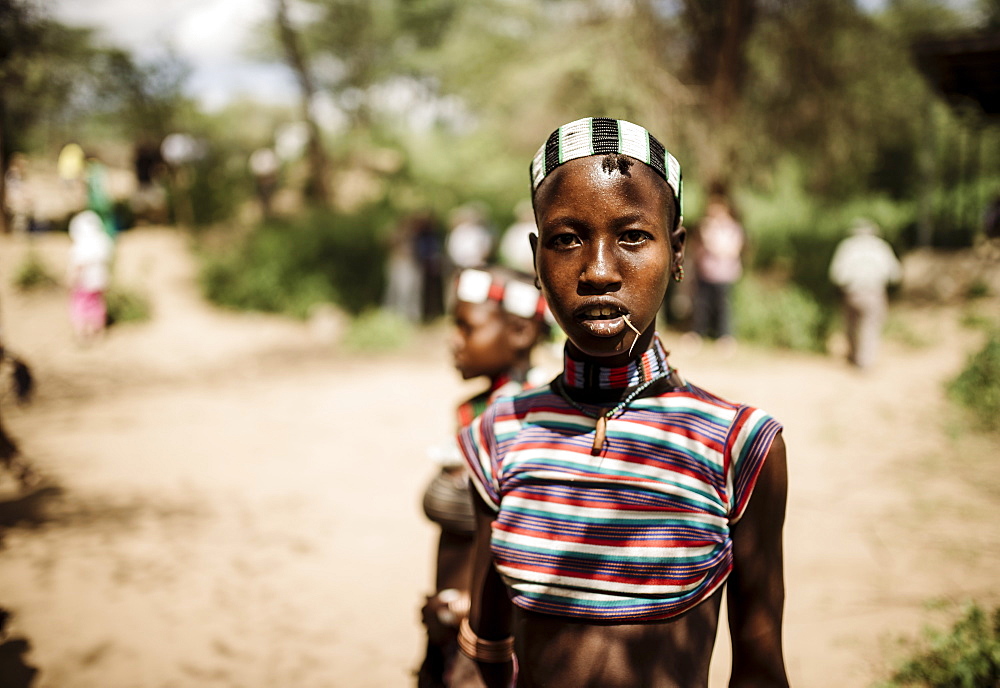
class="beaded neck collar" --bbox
[562,336,670,391]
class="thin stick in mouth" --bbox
[623,314,641,356]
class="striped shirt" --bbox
[459,358,781,622]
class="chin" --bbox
[567,335,630,361]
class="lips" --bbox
[575,302,627,338]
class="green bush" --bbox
[13,250,59,291]
[199,203,393,319]
[105,285,152,325]
[341,309,415,353]
[965,279,992,300]
[879,603,1000,688]
[733,276,830,352]
[948,332,1000,433]
[735,158,915,313]
[959,310,996,332]
[161,142,252,229]
[186,146,252,227]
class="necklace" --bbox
[552,370,672,456]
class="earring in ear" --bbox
[673,266,685,283]
[534,275,541,290]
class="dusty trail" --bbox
[0,228,997,687]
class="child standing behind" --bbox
[67,209,114,342]
[419,267,547,688]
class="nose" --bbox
[579,239,621,294]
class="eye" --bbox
[619,229,652,246]
[548,233,581,250]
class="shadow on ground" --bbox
[0,485,64,533]
[0,486,62,688]
[0,628,39,688]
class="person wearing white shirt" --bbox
[829,218,902,369]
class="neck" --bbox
[563,334,670,393]
[565,325,657,370]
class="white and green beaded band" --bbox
[530,117,683,215]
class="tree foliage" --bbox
[0,0,97,159]
[277,0,462,126]
[0,0,192,158]
[5,0,996,249]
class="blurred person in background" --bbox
[414,211,446,322]
[85,154,118,240]
[131,139,167,224]
[419,267,547,688]
[57,142,86,213]
[446,204,493,274]
[984,191,1000,240]
[4,153,33,234]
[829,217,902,370]
[384,213,423,323]
[57,142,85,186]
[67,210,114,342]
[690,188,745,347]
[498,200,537,275]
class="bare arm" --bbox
[728,432,790,687]
[468,487,515,688]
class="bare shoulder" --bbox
[759,431,787,500]
[733,430,787,543]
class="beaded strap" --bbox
[563,335,670,390]
[456,269,547,321]
[530,117,682,215]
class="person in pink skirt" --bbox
[67,210,114,341]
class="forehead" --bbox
[454,299,504,325]
[532,156,673,224]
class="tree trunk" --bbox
[708,0,754,120]
[690,0,757,189]
[276,0,331,207]
[0,100,10,234]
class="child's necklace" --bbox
[552,370,672,456]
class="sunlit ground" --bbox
[0,227,997,687]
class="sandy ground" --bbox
[0,228,997,687]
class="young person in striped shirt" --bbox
[420,267,548,688]
[458,118,789,687]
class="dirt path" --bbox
[0,229,997,687]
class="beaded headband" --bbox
[530,117,683,215]
[455,269,548,321]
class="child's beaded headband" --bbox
[455,269,548,321]
[530,117,683,215]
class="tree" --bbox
[255,0,978,219]
[0,0,95,230]
[276,0,331,205]
[0,0,191,230]
[292,0,460,127]
[92,49,191,142]
[678,0,759,187]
